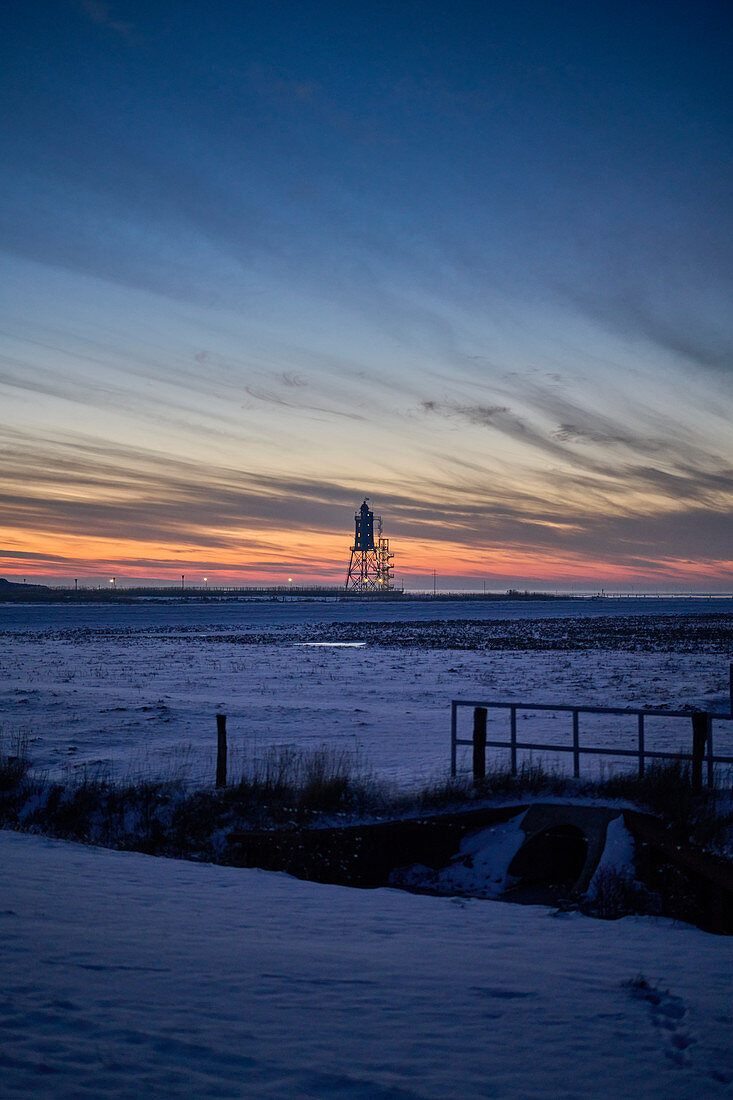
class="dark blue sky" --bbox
[1,1,731,587]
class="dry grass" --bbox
[581,867,660,920]
[0,730,31,791]
[1,740,731,864]
[0,743,389,859]
[592,760,732,851]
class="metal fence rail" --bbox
[450,700,733,787]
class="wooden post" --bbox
[510,706,517,775]
[729,662,732,715]
[472,706,487,783]
[691,712,707,792]
[216,713,227,788]
[572,709,580,779]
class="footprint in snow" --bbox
[624,977,695,1067]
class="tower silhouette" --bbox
[345,499,394,593]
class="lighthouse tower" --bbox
[345,499,394,593]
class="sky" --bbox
[1,0,731,591]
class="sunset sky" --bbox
[1,1,731,590]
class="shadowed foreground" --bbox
[2,830,732,1098]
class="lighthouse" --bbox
[344,499,394,593]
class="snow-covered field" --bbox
[2,600,732,1098]
[1,598,731,784]
[2,830,732,1098]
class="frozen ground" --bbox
[2,601,732,1098]
[2,829,732,1099]
[2,594,732,631]
[1,599,731,784]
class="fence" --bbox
[450,700,733,788]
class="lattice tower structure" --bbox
[345,499,394,592]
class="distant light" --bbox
[288,577,293,582]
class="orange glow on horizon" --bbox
[1,523,731,588]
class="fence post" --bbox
[216,713,227,788]
[572,710,580,779]
[637,713,645,778]
[450,701,458,778]
[473,706,487,783]
[691,711,707,792]
[729,662,732,715]
[510,706,517,775]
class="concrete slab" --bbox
[512,803,622,894]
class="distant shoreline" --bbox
[1,578,731,604]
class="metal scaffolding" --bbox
[345,499,394,593]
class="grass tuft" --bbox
[592,760,731,850]
[476,759,568,797]
[582,867,660,920]
[0,730,31,791]
[594,760,699,821]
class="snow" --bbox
[2,829,732,1098]
[1,599,731,785]
[389,813,528,898]
[1,595,731,632]
[589,816,637,886]
[2,600,732,1096]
